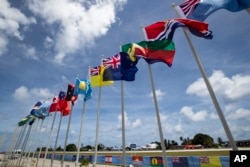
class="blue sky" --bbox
[0,0,250,151]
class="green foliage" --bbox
[80,159,89,167]
[192,133,214,148]
[66,143,77,151]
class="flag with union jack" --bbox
[102,52,138,81]
[89,65,113,87]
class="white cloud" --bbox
[149,89,166,101]
[0,0,36,56]
[13,86,53,102]
[180,106,207,122]
[117,112,142,130]
[227,108,250,120]
[186,70,250,100]
[28,0,127,63]
[20,44,39,60]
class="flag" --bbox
[90,65,114,87]
[49,96,59,112]
[102,52,138,81]
[74,78,92,101]
[30,101,49,119]
[66,84,77,104]
[143,19,213,40]
[122,39,175,66]
[179,0,250,21]
[18,115,36,126]
[58,91,71,116]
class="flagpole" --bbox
[121,80,126,167]
[51,113,63,167]
[23,119,39,167]
[75,101,87,167]
[17,122,33,167]
[172,3,238,151]
[36,116,51,167]
[25,119,40,166]
[2,125,18,167]
[42,112,57,167]
[139,25,168,166]
[61,104,74,167]
[147,63,168,167]
[93,85,102,167]
[13,124,28,167]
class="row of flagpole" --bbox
[2,2,244,167]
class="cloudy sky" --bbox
[0,0,250,151]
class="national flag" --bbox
[172,157,189,167]
[102,52,138,81]
[66,84,77,105]
[90,65,114,87]
[122,39,175,66]
[58,91,71,116]
[49,96,59,112]
[18,115,36,126]
[179,0,250,21]
[74,78,92,101]
[28,117,36,126]
[142,19,213,40]
[30,101,49,119]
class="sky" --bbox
[0,0,250,151]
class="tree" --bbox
[217,137,223,146]
[192,133,214,148]
[66,143,77,151]
[56,146,63,151]
[97,144,105,151]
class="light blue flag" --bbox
[179,0,250,21]
[74,78,92,101]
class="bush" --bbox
[80,159,89,167]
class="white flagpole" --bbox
[25,119,40,166]
[13,123,28,167]
[42,112,57,167]
[75,101,87,167]
[93,85,102,167]
[36,115,51,167]
[61,104,74,167]
[2,126,18,167]
[51,113,63,167]
[172,3,237,151]
[23,119,39,166]
[93,57,105,167]
[17,122,33,167]
[30,119,44,166]
[140,26,168,166]
[147,63,168,167]
[121,80,126,167]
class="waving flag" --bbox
[90,65,114,87]
[49,96,59,112]
[143,19,213,40]
[30,101,50,119]
[18,115,36,126]
[66,84,77,104]
[102,52,138,81]
[179,0,250,21]
[74,78,92,101]
[122,40,175,67]
[58,91,71,116]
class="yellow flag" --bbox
[90,65,113,87]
